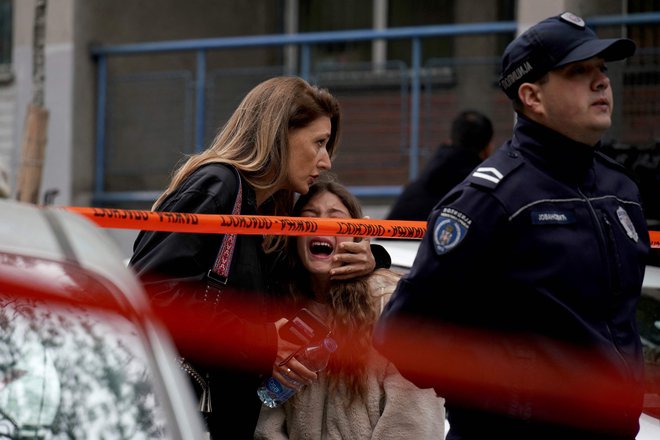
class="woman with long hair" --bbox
[255,175,445,439]
[130,77,379,439]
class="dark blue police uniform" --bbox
[374,115,650,439]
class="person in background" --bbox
[255,175,445,440]
[386,110,494,221]
[374,12,649,440]
[129,76,381,439]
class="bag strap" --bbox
[207,166,243,287]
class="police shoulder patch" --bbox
[433,207,472,255]
[467,150,523,190]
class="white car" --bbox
[374,238,660,440]
[0,199,206,439]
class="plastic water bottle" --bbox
[257,337,338,408]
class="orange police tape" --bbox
[652,230,660,249]
[63,206,427,239]
[65,206,660,247]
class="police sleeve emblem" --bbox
[433,207,472,255]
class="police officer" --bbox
[373,12,650,440]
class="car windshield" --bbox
[0,279,169,439]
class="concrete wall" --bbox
[6,0,282,255]
[0,84,15,196]
[9,0,283,207]
[12,0,74,204]
[518,0,624,35]
[454,1,498,116]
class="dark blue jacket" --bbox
[387,144,483,221]
[374,115,650,439]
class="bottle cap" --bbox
[323,337,338,352]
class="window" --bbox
[296,0,515,68]
[298,0,372,66]
[0,0,12,81]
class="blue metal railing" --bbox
[90,12,660,205]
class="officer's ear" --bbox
[518,82,544,116]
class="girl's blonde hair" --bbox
[153,76,342,252]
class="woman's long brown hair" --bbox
[284,175,381,402]
[152,76,341,253]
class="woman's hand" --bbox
[330,235,375,280]
[273,318,317,389]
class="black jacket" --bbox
[130,163,276,439]
[374,115,650,439]
[387,144,483,221]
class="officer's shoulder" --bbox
[466,148,524,190]
[594,150,636,179]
